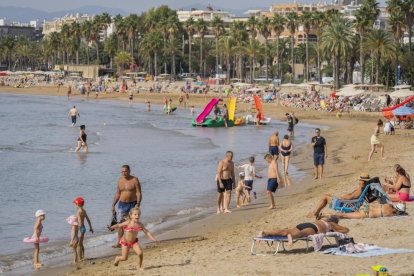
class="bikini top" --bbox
[123,227,143,232]
[34,224,43,235]
[400,183,411,189]
[322,220,333,232]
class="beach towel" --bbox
[346,215,410,220]
[322,244,414,257]
[311,232,349,252]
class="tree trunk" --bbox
[386,62,390,90]
[122,41,125,52]
[265,38,268,81]
[164,36,167,74]
[253,55,255,83]
[395,41,399,86]
[250,57,253,84]
[131,38,134,62]
[154,51,158,76]
[96,41,100,64]
[87,45,90,65]
[216,37,219,75]
[172,53,176,79]
[189,36,192,75]
[291,34,295,83]
[63,50,66,65]
[344,54,348,84]
[409,26,412,56]
[227,55,230,84]
[76,50,79,65]
[200,37,203,79]
[317,38,320,83]
[306,31,309,81]
[110,56,113,69]
[336,54,340,89]
[376,53,380,92]
[277,35,280,79]
[360,34,365,84]
[149,54,152,76]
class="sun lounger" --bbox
[251,234,339,256]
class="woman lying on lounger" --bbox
[318,201,407,220]
[256,215,349,248]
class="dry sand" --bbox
[1,85,414,276]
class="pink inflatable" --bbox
[23,237,49,244]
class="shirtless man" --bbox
[184,92,189,109]
[111,165,142,248]
[163,97,167,111]
[217,151,236,214]
[269,131,280,161]
[67,85,72,100]
[264,154,280,209]
[305,173,371,218]
[67,105,80,127]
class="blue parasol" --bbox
[392,106,414,116]
[195,81,207,85]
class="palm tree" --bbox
[246,15,259,39]
[218,37,237,84]
[271,14,286,79]
[81,20,92,65]
[196,18,207,77]
[184,17,196,75]
[311,11,324,83]
[92,15,102,63]
[141,34,154,75]
[114,51,134,73]
[48,32,60,69]
[163,37,183,79]
[299,10,312,81]
[388,10,405,85]
[167,15,181,38]
[257,16,271,80]
[115,19,127,51]
[70,22,81,65]
[104,34,118,68]
[100,12,112,41]
[402,0,414,56]
[159,18,169,74]
[60,24,70,65]
[241,39,265,83]
[66,37,78,64]
[286,12,298,82]
[0,39,5,66]
[17,44,33,69]
[151,30,163,76]
[211,16,225,75]
[230,20,248,79]
[124,16,138,59]
[320,15,354,89]
[361,29,396,88]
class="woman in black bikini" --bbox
[279,135,294,175]
[129,91,133,107]
[256,215,349,248]
[75,125,87,153]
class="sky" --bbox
[0,0,388,13]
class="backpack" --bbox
[294,118,299,125]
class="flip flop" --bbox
[316,212,322,220]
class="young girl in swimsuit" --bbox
[368,119,386,161]
[107,207,159,270]
[67,215,79,263]
[235,172,250,208]
[33,210,46,269]
[279,135,294,175]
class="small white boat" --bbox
[246,115,271,125]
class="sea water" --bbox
[0,93,319,274]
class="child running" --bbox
[67,215,79,264]
[238,157,262,204]
[235,172,250,208]
[107,207,159,271]
[32,210,46,269]
[73,197,94,262]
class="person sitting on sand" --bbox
[383,166,411,202]
[406,117,413,129]
[318,201,408,220]
[256,215,349,248]
[306,173,371,218]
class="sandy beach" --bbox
[1,85,414,276]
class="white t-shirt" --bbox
[241,164,255,181]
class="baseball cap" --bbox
[35,210,46,217]
[239,172,245,176]
[73,197,84,205]
[395,203,406,212]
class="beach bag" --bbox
[110,212,117,232]
[294,118,299,125]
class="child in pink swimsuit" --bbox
[107,207,159,270]
[33,210,46,269]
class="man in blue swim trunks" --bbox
[265,154,280,209]
[269,131,280,161]
[111,165,142,248]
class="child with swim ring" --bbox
[67,215,79,263]
[32,210,46,269]
[107,207,159,271]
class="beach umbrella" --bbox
[389,89,414,98]
[183,78,195,81]
[393,85,411,90]
[160,73,170,76]
[232,82,250,86]
[137,72,147,75]
[246,88,261,92]
[392,106,414,116]
[195,81,207,85]
[280,83,297,87]
[307,81,320,85]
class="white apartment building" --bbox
[177,4,236,39]
[0,17,12,26]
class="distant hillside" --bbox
[0,5,129,23]
[179,3,270,17]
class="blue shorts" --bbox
[244,180,253,191]
[267,178,278,193]
[81,89,85,95]
[79,225,86,235]
[314,152,325,166]
[270,146,279,156]
[117,200,137,223]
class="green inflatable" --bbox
[191,117,235,127]
[166,107,177,114]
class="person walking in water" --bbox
[368,119,386,161]
[279,135,293,175]
[67,105,80,127]
[269,131,280,161]
[67,85,72,100]
[129,91,133,107]
[111,165,142,248]
[312,128,327,180]
[75,125,87,153]
[217,151,236,214]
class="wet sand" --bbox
[2,85,414,275]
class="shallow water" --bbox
[0,93,319,273]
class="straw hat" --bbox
[359,173,370,181]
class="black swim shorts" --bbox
[71,116,76,124]
[217,178,233,193]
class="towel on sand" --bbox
[323,243,413,257]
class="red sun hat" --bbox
[73,197,84,205]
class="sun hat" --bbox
[239,172,245,176]
[395,203,406,212]
[73,197,84,205]
[35,210,46,217]
[66,215,79,226]
[358,173,370,181]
